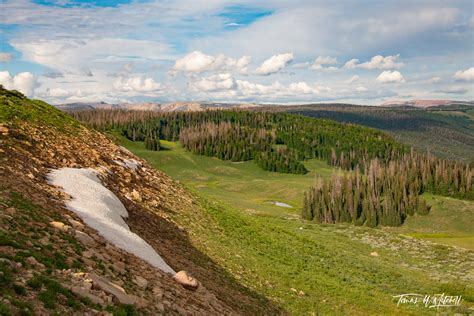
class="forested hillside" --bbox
[72,102,474,163]
[72,109,405,174]
[272,103,474,162]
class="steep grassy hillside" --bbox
[120,138,474,315]
[276,104,474,161]
[0,87,280,315]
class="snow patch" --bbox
[48,168,175,274]
[268,201,293,208]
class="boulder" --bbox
[173,271,199,289]
[89,273,146,307]
[133,276,148,289]
[68,219,84,229]
[69,286,105,305]
[74,230,96,247]
[50,221,70,232]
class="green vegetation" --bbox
[120,138,474,315]
[82,109,472,227]
[0,85,80,132]
[387,193,474,249]
[73,108,407,174]
[302,151,472,227]
[118,137,342,217]
[280,103,474,162]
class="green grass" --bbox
[0,87,80,132]
[120,137,474,315]
[120,137,345,218]
[387,193,474,250]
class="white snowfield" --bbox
[48,168,175,274]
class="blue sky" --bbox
[0,0,473,104]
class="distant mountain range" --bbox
[380,99,473,108]
[56,101,259,112]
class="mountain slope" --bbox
[274,103,474,161]
[0,86,280,315]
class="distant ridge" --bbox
[381,99,473,108]
[56,101,259,112]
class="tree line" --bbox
[71,109,407,174]
[302,150,473,226]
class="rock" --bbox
[173,271,199,290]
[68,219,84,229]
[131,189,142,202]
[5,207,16,215]
[25,256,39,266]
[70,286,105,305]
[82,258,96,268]
[38,236,49,246]
[152,286,163,299]
[132,276,148,289]
[370,251,379,257]
[50,221,70,232]
[0,124,9,135]
[74,230,96,247]
[89,273,144,306]
[83,250,94,259]
[298,290,305,296]
[109,262,126,275]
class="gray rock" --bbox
[133,276,148,289]
[75,230,96,247]
[89,273,145,306]
[70,286,105,305]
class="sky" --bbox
[0,0,473,105]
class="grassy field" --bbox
[121,138,346,218]
[387,194,474,250]
[119,137,474,315]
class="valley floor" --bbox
[120,137,474,315]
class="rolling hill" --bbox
[272,103,474,162]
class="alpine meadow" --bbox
[1,1,473,315]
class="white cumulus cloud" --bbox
[310,56,337,70]
[346,75,360,84]
[47,87,71,98]
[114,76,161,93]
[453,67,474,81]
[172,51,251,74]
[376,71,405,83]
[428,76,441,84]
[345,55,403,70]
[0,71,39,97]
[191,73,236,92]
[255,53,294,75]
